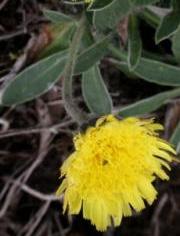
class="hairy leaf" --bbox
[88,0,114,11]
[82,65,112,115]
[43,9,73,23]
[128,15,142,70]
[111,47,180,86]
[1,51,67,105]
[155,11,180,43]
[118,88,180,116]
[172,25,180,63]
[75,35,111,74]
[170,122,180,153]
[94,0,158,30]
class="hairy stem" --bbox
[62,14,87,125]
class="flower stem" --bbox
[62,14,87,125]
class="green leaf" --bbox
[129,58,180,86]
[139,7,162,28]
[1,33,111,106]
[130,0,159,6]
[80,25,94,49]
[82,65,112,115]
[93,0,158,31]
[43,9,73,23]
[75,35,111,74]
[39,23,75,58]
[155,11,180,43]
[88,0,114,11]
[170,121,180,153]
[128,15,142,70]
[172,25,180,63]
[118,87,180,116]
[1,51,67,106]
[93,0,131,31]
[110,46,180,86]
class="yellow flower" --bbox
[56,115,175,231]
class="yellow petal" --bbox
[138,178,157,205]
[83,198,110,231]
[65,188,82,214]
[157,141,176,154]
[127,189,145,212]
[153,149,172,161]
[121,200,132,217]
[91,199,109,231]
[56,179,67,196]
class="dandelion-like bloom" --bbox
[57,115,175,231]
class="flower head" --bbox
[57,115,175,231]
